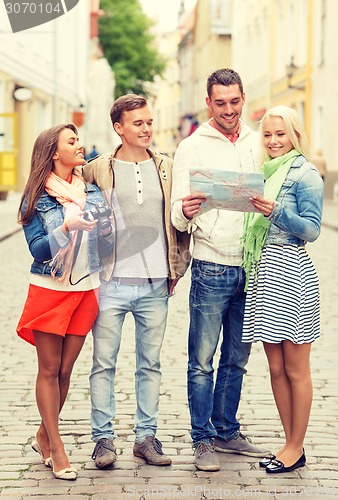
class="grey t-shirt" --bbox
[112,158,168,279]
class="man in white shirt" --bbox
[171,68,270,471]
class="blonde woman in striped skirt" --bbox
[241,106,324,474]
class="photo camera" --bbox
[84,202,112,237]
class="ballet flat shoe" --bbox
[266,453,306,474]
[259,455,276,468]
[31,440,52,468]
[53,467,78,480]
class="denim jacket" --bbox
[266,155,324,245]
[22,183,114,278]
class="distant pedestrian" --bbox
[16,124,113,481]
[86,145,99,161]
[242,105,324,474]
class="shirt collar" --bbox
[209,119,241,143]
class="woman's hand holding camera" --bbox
[61,212,97,235]
[83,203,113,238]
[61,202,112,237]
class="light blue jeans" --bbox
[90,279,169,443]
[188,259,252,444]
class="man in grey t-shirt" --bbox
[83,94,190,469]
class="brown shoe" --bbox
[133,436,172,466]
[91,438,117,469]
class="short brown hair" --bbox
[206,68,244,98]
[110,94,148,125]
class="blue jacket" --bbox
[22,183,114,278]
[266,155,324,245]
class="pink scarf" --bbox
[45,172,87,282]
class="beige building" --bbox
[150,0,235,149]
[161,0,338,198]
[0,3,90,193]
[0,0,115,195]
[232,0,338,198]
[177,6,197,144]
[149,31,181,158]
[185,0,233,124]
[143,0,233,152]
[232,0,310,129]
[84,0,116,156]
[310,0,338,198]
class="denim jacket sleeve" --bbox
[267,166,324,243]
[22,210,70,263]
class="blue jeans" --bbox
[90,279,169,443]
[188,259,251,444]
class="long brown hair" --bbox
[18,124,78,225]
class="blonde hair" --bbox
[258,105,310,164]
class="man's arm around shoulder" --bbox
[82,153,113,190]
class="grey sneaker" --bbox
[91,438,117,469]
[194,442,220,471]
[133,436,172,466]
[214,433,271,457]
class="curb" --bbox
[0,227,22,243]
[322,221,338,231]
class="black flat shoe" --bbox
[259,455,276,468]
[266,453,306,474]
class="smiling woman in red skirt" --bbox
[16,124,114,480]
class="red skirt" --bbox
[17,284,99,346]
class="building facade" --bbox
[170,0,338,198]
[0,0,116,195]
[0,0,90,193]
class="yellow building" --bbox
[154,0,338,196]
[232,0,338,198]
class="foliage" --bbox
[98,0,166,97]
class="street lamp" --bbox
[286,56,305,91]
[13,86,33,102]
[72,103,86,128]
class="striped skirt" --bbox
[242,244,320,344]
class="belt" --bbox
[111,277,166,286]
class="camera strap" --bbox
[68,229,91,286]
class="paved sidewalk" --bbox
[0,193,337,499]
[0,192,22,242]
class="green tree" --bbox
[98,0,166,97]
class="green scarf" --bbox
[242,149,300,290]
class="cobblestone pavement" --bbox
[0,196,337,499]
